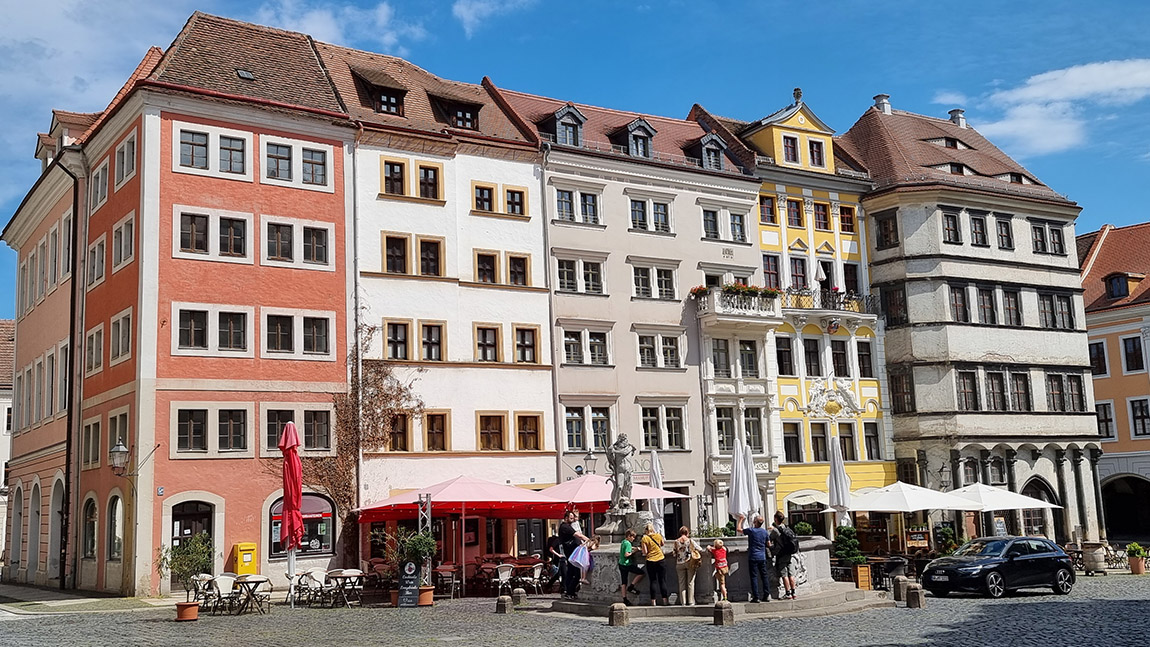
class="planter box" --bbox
[853,563,872,590]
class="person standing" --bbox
[706,539,729,602]
[672,526,703,605]
[772,510,799,599]
[545,533,563,590]
[617,529,645,605]
[558,510,589,599]
[640,522,669,606]
[736,513,770,603]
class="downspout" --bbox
[57,152,82,589]
[539,144,560,487]
[352,124,365,559]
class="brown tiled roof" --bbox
[77,47,165,143]
[315,42,531,143]
[0,320,14,389]
[1079,224,1150,313]
[147,12,344,116]
[52,110,100,131]
[840,107,1074,205]
[1076,230,1099,272]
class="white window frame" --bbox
[260,308,337,362]
[1120,334,1146,375]
[560,402,617,452]
[258,134,335,193]
[22,367,32,429]
[552,249,608,295]
[257,402,338,457]
[86,234,106,290]
[627,256,680,300]
[697,197,752,244]
[48,223,59,290]
[806,135,829,169]
[633,325,686,370]
[44,349,55,418]
[1088,338,1110,379]
[57,340,69,415]
[109,306,133,367]
[169,302,256,359]
[111,211,135,272]
[84,324,104,377]
[168,401,257,459]
[82,414,102,469]
[258,214,336,271]
[1127,396,1150,440]
[108,406,130,449]
[551,179,606,227]
[114,128,138,191]
[170,205,255,265]
[1095,399,1117,443]
[635,398,690,451]
[33,357,43,427]
[623,187,677,235]
[779,132,802,166]
[170,120,254,183]
[557,319,614,367]
[89,158,109,213]
[61,212,73,279]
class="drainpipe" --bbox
[352,124,364,560]
[57,156,80,590]
[538,144,562,488]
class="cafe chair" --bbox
[494,564,515,596]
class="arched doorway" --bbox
[27,484,41,583]
[9,488,23,574]
[1102,476,1150,539]
[171,501,214,585]
[47,482,64,581]
[1021,478,1064,544]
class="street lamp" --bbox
[109,439,131,477]
[583,449,598,475]
[937,464,952,491]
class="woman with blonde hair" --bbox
[672,525,703,605]
[640,522,669,606]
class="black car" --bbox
[921,536,1075,598]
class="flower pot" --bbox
[390,589,399,606]
[418,585,435,606]
[852,563,872,590]
[175,601,200,622]
[1130,556,1145,575]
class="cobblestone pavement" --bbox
[0,575,1146,647]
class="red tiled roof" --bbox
[0,320,13,389]
[314,42,532,143]
[1079,223,1150,313]
[840,107,1074,205]
[52,110,99,131]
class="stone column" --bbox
[1005,449,1021,535]
[1089,448,1107,541]
[1071,449,1091,541]
[979,450,994,534]
[1054,449,1072,542]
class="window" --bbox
[1096,403,1115,439]
[297,227,327,266]
[638,335,657,368]
[841,263,859,295]
[949,163,965,175]
[970,214,988,246]
[219,136,245,174]
[218,409,247,451]
[783,135,799,163]
[864,423,881,460]
[474,186,494,212]
[652,203,670,232]
[84,326,103,374]
[1011,372,1032,411]
[1049,227,1065,255]
[418,166,439,200]
[1123,336,1144,372]
[45,353,54,418]
[986,372,1007,411]
[476,253,497,283]
[703,147,722,170]
[730,213,747,242]
[715,407,735,454]
[783,423,802,463]
[997,218,1014,249]
[950,286,970,322]
[177,409,207,451]
[814,203,830,230]
[776,337,795,376]
[266,409,294,450]
[1003,290,1022,326]
[383,162,404,195]
[556,190,574,221]
[218,217,246,258]
[1107,276,1129,299]
[810,423,828,461]
[630,200,648,229]
[631,133,650,158]
[516,415,541,451]
[786,199,803,227]
[302,410,330,450]
[661,336,680,368]
[452,106,477,130]
[387,322,409,360]
[589,332,609,365]
[565,408,585,450]
[180,214,209,254]
[891,369,915,413]
[107,496,123,561]
[1047,373,1085,412]
[581,194,599,224]
[641,407,661,449]
[303,317,328,354]
[89,163,110,211]
[270,494,335,557]
[49,228,58,286]
[760,195,776,225]
[943,212,961,243]
[267,223,293,261]
[115,134,137,186]
[266,315,293,352]
[739,340,759,378]
[804,337,822,376]
[82,420,101,468]
[479,415,504,450]
[809,140,825,167]
[831,340,849,377]
[1089,341,1107,375]
[476,327,499,362]
[385,236,407,274]
[633,267,652,298]
[957,371,980,410]
[790,257,807,290]
[840,206,856,233]
[58,344,69,412]
[1038,294,1074,330]
[505,255,527,286]
[876,211,899,248]
[377,89,403,115]
[712,339,731,378]
[564,331,584,364]
[421,324,442,361]
[82,499,97,559]
[1032,224,1047,253]
[302,149,326,186]
[180,130,209,169]
[389,414,410,451]
[1134,400,1150,437]
[557,260,578,292]
[977,288,996,324]
[855,341,873,378]
[839,423,857,460]
[506,190,525,216]
[266,143,292,180]
[425,413,447,451]
[514,328,537,363]
[656,268,675,299]
[85,238,105,288]
[558,120,579,146]
[763,255,781,289]
[110,310,132,362]
[702,210,720,239]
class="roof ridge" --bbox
[499,87,697,126]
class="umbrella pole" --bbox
[287,546,296,608]
[461,503,466,597]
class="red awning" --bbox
[356,475,568,523]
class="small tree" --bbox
[832,526,867,565]
[156,533,214,601]
[793,520,815,536]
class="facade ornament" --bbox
[605,434,636,512]
[804,367,863,420]
[803,197,814,216]
[830,201,841,217]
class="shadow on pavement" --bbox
[921,597,1146,647]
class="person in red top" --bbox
[707,538,729,601]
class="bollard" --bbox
[893,575,908,602]
[511,588,527,606]
[609,602,630,627]
[713,600,735,626]
[905,583,926,609]
[495,595,513,614]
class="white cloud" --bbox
[252,0,427,55]
[990,59,1150,106]
[931,90,968,106]
[977,102,1086,157]
[452,0,534,38]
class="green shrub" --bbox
[832,526,866,565]
[1127,542,1146,558]
[793,521,815,535]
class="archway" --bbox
[1021,477,1064,544]
[171,501,214,586]
[47,481,64,581]
[9,488,23,573]
[1102,476,1150,539]
[27,484,41,583]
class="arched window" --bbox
[82,499,97,559]
[107,497,123,560]
[962,460,978,486]
[989,459,1006,485]
[270,494,334,557]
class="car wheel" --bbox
[984,571,1006,599]
[927,589,949,598]
[1052,568,1073,595]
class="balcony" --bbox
[709,453,778,480]
[781,288,880,316]
[694,288,783,329]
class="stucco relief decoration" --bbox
[803,198,814,216]
[805,368,862,421]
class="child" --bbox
[707,538,729,601]
[617,529,645,605]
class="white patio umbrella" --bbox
[949,482,1061,512]
[743,438,762,519]
[649,450,666,536]
[827,439,853,528]
[848,481,972,513]
[727,438,761,521]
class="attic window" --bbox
[703,147,722,171]
[452,106,477,130]
[944,137,958,149]
[1009,173,1023,184]
[631,133,650,158]
[236,69,256,81]
[558,120,580,146]
[376,89,404,116]
[949,163,965,176]
[1107,276,1129,299]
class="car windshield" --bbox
[953,539,1011,557]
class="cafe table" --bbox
[327,570,364,608]
[233,574,271,615]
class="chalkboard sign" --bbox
[397,560,420,607]
[994,517,1009,537]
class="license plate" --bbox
[931,574,949,582]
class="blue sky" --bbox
[2,1,1149,318]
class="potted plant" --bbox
[759,287,782,300]
[689,285,710,299]
[403,531,439,606]
[832,526,871,590]
[1127,542,1146,575]
[156,532,214,621]
[792,520,815,536]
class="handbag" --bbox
[689,542,702,567]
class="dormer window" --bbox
[1107,276,1129,299]
[551,105,586,147]
[949,163,965,175]
[783,136,799,163]
[453,107,477,130]
[944,137,958,149]
[809,140,825,167]
[632,134,650,158]
[1009,172,1023,184]
[558,121,580,146]
[703,147,722,170]
[376,90,404,116]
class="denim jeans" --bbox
[748,558,769,601]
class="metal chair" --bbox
[494,564,515,596]
[208,575,239,615]
[519,563,543,594]
[436,565,458,599]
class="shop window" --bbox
[271,494,335,557]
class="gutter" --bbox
[136,80,349,121]
[539,143,561,486]
[56,152,82,590]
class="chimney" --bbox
[948,108,967,128]
[873,94,891,115]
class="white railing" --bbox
[695,288,783,320]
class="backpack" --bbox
[776,525,798,555]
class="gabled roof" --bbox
[840,106,1074,205]
[738,98,834,137]
[313,42,531,143]
[1079,223,1150,313]
[50,110,99,133]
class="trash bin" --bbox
[233,542,258,575]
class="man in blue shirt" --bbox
[736,513,770,603]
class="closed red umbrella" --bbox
[278,422,304,605]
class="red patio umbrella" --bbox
[278,422,304,605]
[540,474,689,513]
